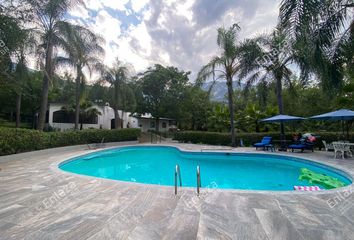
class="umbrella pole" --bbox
[342,120,345,140]
[280,122,286,151]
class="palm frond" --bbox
[279,0,323,41]
[237,38,265,80]
[196,56,226,87]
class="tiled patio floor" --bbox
[0,142,353,240]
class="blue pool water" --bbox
[59,146,352,191]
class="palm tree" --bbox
[13,54,29,128]
[244,104,264,133]
[197,24,241,147]
[280,0,353,50]
[279,0,354,91]
[62,100,101,130]
[103,58,133,129]
[57,25,105,130]
[207,104,230,132]
[238,30,297,137]
[16,28,38,128]
[27,0,84,130]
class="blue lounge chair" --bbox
[288,139,314,152]
[254,136,272,150]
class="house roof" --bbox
[48,102,108,107]
[130,113,174,120]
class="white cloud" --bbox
[99,0,129,11]
[131,0,149,12]
[108,22,152,72]
[67,0,280,82]
[89,10,122,49]
[85,0,104,10]
[69,6,90,20]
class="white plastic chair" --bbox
[333,142,353,159]
[322,140,334,151]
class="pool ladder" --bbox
[196,165,201,196]
[174,164,201,196]
[175,165,182,195]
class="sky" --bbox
[68,0,280,82]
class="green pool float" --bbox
[298,168,346,189]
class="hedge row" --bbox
[0,128,141,156]
[173,131,354,148]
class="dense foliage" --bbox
[174,131,354,148]
[134,64,190,130]
[0,128,140,155]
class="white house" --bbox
[46,103,175,132]
[132,113,176,132]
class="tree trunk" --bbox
[114,82,120,129]
[276,77,284,115]
[32,112,36,129]
[114,107,120,129]
[38,42,53,131]
[9,111,13,122]
[15,93,21,128]
[226,77,236,147]
[121,111,125,128]
[74,66,81,130]
[276,76,286,144]
[156,117,160,132]
[80,117,83,130]
[276,77,284,137]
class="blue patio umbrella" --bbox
[309,109,354,139]
[261,114,306,123]
[261,114,306,150]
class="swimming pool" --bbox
[59,146,352,191]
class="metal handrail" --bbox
[196,165,201,196]
[174,164,182,195]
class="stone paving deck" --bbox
[0,142,354,240]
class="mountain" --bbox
[201,81,244,102]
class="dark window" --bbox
[162,122,167,128]
[81,114,98,124]
[45,111,49,123]
[53,110,98,124]
[53,110,75,123]
[150,121,155,128]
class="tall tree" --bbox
[238,30,299,137]
[136,64,190,131]
[0,4,36,128]
[57,25,105,130]
[0,11,26,83]
[13,54,29,128]
[197,24,241,147]
[239,31,296,114]
[27,0,84,130]
[180,87,211,130]
[13,28,38,128]
[102,58,133,129]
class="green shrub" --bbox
[174,131,354,148]
[0,128,141,156]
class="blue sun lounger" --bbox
[254,136,273,150]
[288,141,314,152]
